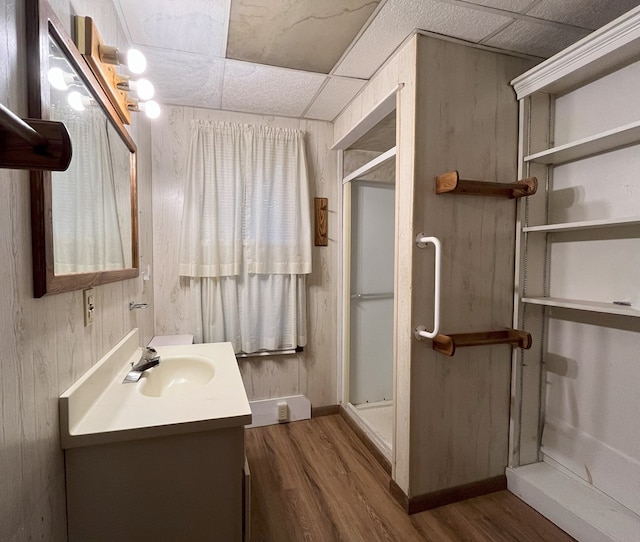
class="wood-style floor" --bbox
[245,415,575,542]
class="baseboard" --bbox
[389,475,507,515]
[311,404,340,417]
[246,395,311,428]
[339,405,392,475]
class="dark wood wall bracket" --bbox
[436,171,537,199]
[432,329,532,356]
[314,197,328,246]
[0,103,72,171]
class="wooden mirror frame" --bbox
[26,0,139,297]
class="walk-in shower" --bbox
[343,155,395,459]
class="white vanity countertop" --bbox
[59,329,251,449]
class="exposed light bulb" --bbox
[48,67,73,90]
[67,91,86,111]
[141,99,160,119]
[126,48,147,74]
[132,78,154,100]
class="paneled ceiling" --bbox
[113,0,640,121]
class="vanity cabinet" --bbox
[59,330,251,542]
[508,8,640,539]
[66,428,246,542]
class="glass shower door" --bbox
[349,180,395,406]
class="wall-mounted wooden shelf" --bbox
[0,103,72,171]
[436,171,537,199]
[432,329,532,356]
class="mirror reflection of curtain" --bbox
[179,121,311,353]
[51,106,125,273]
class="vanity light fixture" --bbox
[115,75,155,101]
[74,15,160,124]
[127,98,161,119]
[99,46,147,74]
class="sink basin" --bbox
[139,355,215,397]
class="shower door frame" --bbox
[333,87,400,463]
[339,148,397,461]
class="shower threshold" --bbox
[344,400,393,461]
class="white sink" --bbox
[58,329,251,449]
[139,355,215,397]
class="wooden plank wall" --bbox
[0,1,154,540]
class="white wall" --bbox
[151,106,339,407]
[0,1,154,540]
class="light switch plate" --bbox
[83,288,95,326]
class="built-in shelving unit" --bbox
[510,7,640,541]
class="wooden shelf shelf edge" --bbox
[432,329,532,357]
[435,171,537,199]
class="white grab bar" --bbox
[414,234,441,340]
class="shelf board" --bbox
[432,329,532,356]
[525,120,640,166]
[522,296,640,317]
[523,216,640,233]
[507,462,640,542]
[435,171,537,198]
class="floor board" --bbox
[245,415,575,542]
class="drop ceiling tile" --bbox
[116,0,230,57]
[222,60,327,117]
[227,0,380,73]
[459,0,536,12]
[483,19,590,58]
[334,0,514,79]
[304,77,367,121]
[141,47,224,110]
[526,0,640,30]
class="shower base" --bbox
[344,400,393,461]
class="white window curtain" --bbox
[51,106,126,273]
[179,121,311,353]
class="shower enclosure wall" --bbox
[334,34,533,509]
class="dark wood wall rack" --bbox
[0,102,72,171]
[432,329,532,357]
[436,171,537,199]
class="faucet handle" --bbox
[142,346,158,360]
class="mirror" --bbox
[27,0,138,297]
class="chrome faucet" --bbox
[123,346,160,383]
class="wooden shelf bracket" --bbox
[431,329,532,357]
[0,102,72,171]
[436,171,537,199]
